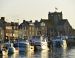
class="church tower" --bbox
[48,11,63,25]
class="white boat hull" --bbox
[41,42,49,50]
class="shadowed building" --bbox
[0,17,6,41]
[19,20,41,39]
[19,11,73,41]
[0,11,74,41]
[19,20,29,39]
[41,11,73,40]
[40,18,55,39]
[48,11,72,36]
[19,20,47,39]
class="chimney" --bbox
[1,17,5,21]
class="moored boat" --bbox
[5,43,18,54]
[40,36,49,50]
[0,44,8,55]
[30,36,49,50]
[51,36,67,49]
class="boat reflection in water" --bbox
[51,46,67,58]
[52,36,67,49]
[1,46,75,58]
[11,53,19,58]
[26,49,34,58]
[2,55,8,58]
[41,50,49,58]
[62,48,67,58]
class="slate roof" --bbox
[58,19,68,26]
[19,20,29,29]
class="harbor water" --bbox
[0,46,75,58]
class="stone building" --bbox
[19,20,47,39]
[57,19,72,36]
[48,11,72,36]
[19,11,73,40]
[0,11,74,41]
[40,19,53,39]
[0,17,6,41]
[41,11,73,39]
[5,22,18,40]
[19,20,29,39]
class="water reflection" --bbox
[8,53,19,58]
[12,53,19,58]
[62,48,67,58]
[2,55,8,58]
[50,47,67,58]
[1,46,75,58]
[26,49,34,58]
[68,47,75,58]
[41,50,48,58]
[51,48,62,58]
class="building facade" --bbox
[0,11,74,41]
[5,22,18,40]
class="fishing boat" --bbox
[26,40,34,51]
[0,39,8,56]
[14,41,26,52]
[31,36,49,50]
[61,39,67,49]
[51,36,67,49]
[14,40,34,52]
[40,36,49,50]
[5,43,15,54]
[0,44,8,55]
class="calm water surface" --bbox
[1,46,75,58]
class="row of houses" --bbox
[0,17,19,41]
[0,11,75,41]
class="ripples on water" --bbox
[1,46,75,58]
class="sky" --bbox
[0,0,75,28]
